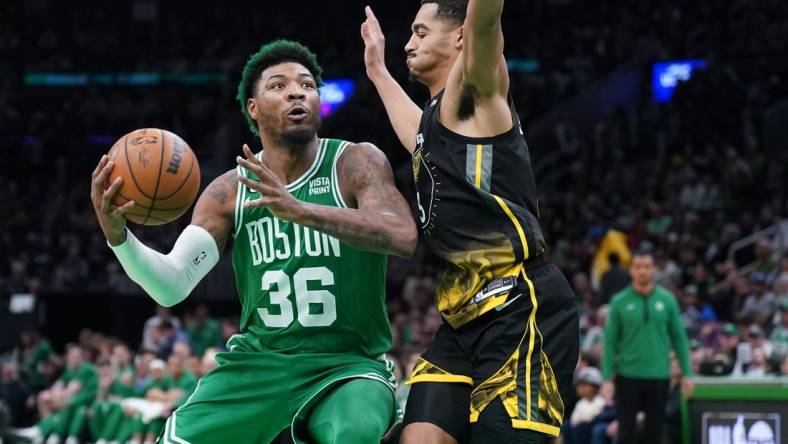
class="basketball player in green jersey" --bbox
[89,40,417,444]
[363,1,579,443]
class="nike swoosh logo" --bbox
[495,294,522,311]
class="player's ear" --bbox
[247,98,258,120]
[454,25,463,50]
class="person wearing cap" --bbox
[120,358,172,444]
[745,324,773,365]
[709,323,740,375]
[602,250,694,444]
[561,366,606,444]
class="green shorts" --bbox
[157,350,398,444]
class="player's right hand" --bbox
[90,154,135,246]
[361,6,387,77]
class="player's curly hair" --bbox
[236,39,324,137]
[421,0,468,26]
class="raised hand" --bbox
[90,154,135,245]
[235,144,304,221]
[361,6,387,77]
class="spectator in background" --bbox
[199,348,219,378]
[700,323,739,376]
[18,329,53,392]
[753,241,778,282]
[573,272,597,316]
[5,260,32,297]
[131,352,156,397]
[697,309,720,350]
[709,262,741,322]
[602,251,694,444]
[184,305,221,358]
[591,229,631,292]
[772,272,788,313]
[599,253,630,305]
[563,367,606,444]
[127,359,170,444]
[746,325,772,363]
[770,299,788,362]
[89,344,135,444]
[580,305,608,365]
[740,273,775,326]
[11,345,98,444]
[155,321,191,361]
[745,347,770,377]
[0,361,34,428]
[129,354,197,444]
[654,249,681,288]
[141,307,181,354]
[169,340,193,362]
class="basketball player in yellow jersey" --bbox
[362,1,579,443]
[90,40,416,443]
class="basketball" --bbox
[106,128,201,226]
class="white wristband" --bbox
[109,225,220,306]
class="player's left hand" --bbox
[236,144,305,221]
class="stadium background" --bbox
[1,0,787,442]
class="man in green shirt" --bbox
[184,304,221,357]
[90,343,136,444]
[601,250,694,444]
[20,329,53,391]
[11,344,98,444]
[129,354,198,444]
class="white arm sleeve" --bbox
[108,225,220,307]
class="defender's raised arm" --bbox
[461,0,508,96]
[361,6,422,153]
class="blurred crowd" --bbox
[1,306,227,443]
[2,0,788,442]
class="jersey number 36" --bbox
[257,267,337,328]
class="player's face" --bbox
[629,255,656,288]
[405,3,462,84]
[249,62,321,147]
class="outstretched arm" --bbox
[237,144,417,257]
[91,155,234,307]
[361,6,422,153]
[462,0,508,96]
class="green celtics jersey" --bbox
[230,138,392,359]
[62,362,99,407]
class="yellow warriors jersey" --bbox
[413,91,547,328]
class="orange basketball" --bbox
[107,129,200,226]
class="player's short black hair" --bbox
[236,39,324,137]
[420,0,468,26]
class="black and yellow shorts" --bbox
[403,257,579,442]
